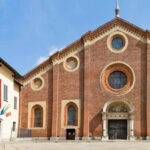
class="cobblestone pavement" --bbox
[0,141,150,150]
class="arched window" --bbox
[34,108,42,127]
[31,105,43,128]
[67,106,76,125]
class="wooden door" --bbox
[108,120,127,140]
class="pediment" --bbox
[83,18,150,46]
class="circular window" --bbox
[66,57,77,70]
[33,78,42,89]
[107,31,128,53]
[63,56,79,72]
[100,62,135,95]
[31,77,44,91]
[108,71,127,89]
[112,37,123,50]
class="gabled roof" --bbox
[21,17,150,82]
[0,57,22,86]
[0,57,21,78]
[82,17,150,41]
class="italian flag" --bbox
[6,112,11,117]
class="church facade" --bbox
[18,12,150,140]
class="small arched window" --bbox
[67,106,76,125]
[31,105,43,128]
[34,108,42,127]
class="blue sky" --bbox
[0,0,150,75]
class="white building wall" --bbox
[0,64,20,140]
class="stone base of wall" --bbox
[50,137,65,140]
[146,136,150,140]
[127,136,137,141]
[13,137,50,141]
[9,136,150,142]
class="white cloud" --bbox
[36,45,65,65]
[49,45,64,56]
[36,56,48,65]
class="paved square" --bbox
[0,141,150,150]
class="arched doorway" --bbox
[101,99,135,140]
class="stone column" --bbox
[130,119,134,137]
[102,114,108,140]
[128,114,135,140]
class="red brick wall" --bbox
[19,32,148,138]
[19,69,53,137]
[56,50,84,137]
[85,34,147,137]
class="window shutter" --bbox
[12,122,16,131]
[4,84,8,101]
[14,97,17,109]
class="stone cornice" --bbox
[21,45,84,85]
[84,25,148,47]
[23,64,52,86]
[84,18,150,47]
[83,18,149,42]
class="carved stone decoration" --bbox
[101,100,135,141]
[107,102,129,113]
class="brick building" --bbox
[18,4,150,140]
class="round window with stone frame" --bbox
[100,62,135,95]
[64,56,79,72]
[108,71,127,90]
[112,37,124,50]
[31,77,44,91]
[107,31,128,53]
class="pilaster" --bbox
[51,63,59,137]
[83,44,91,137]
[146,34,150,136]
